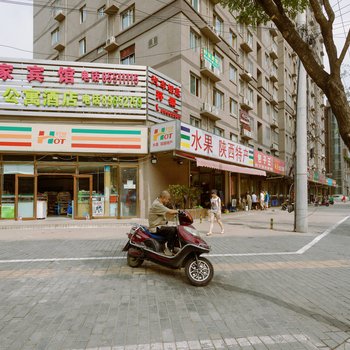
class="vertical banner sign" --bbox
[147,67,182,123]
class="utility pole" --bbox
[295,11,308,233]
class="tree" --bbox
[221,0,350,150]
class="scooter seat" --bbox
[140,225,166,241]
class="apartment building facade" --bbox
[29,0,332,217]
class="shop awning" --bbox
[196,157,266,176]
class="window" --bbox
[247,87,254,104]
[265,102,270,117]
[213,89,224,110]
[190,30,200,52]
[230,133,238,142]
[230,98,238,116]
[98,6,105,18]
[191,0,200,12]
[120,44,135,64]
[247,58,254,75]
[51,28,59,45]
[246,31,253,47]
[190,73,200,97]
[80,5,87,23]
[229,30,237,49]
[214,51,223,73]
[213,13,223,36]
[190,116,201,128]
[79,38,86,56]
[121,6,135,30]
[213,127,224,137]
[229,64,237,83]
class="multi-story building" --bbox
[325,105,350,197]
[13,0,329,219]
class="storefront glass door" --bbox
[120,167,137,217]
[15,175,36,220]
[74,175,92,219]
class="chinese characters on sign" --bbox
[148,67,182,121]
[180,124,254,167]
[3,87,142,109]
[254,150,285,175]
[0,63,139,86]
[0,59,149,120]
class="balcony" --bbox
[200,103,220,121]
[53,9,65,22]
[200,59,221,82]
[241,127,253,140]
[53,41,65,51]
[200,24,221,44]
[104,36,119,52]
[240,37,253,53]
[240,97,253,111]
[105,0,119,15]
[239,70,253,82]
[271,142,279,151]
[269,43,278,60]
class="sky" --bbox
[0,0,349,69]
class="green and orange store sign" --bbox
[0,124,148,154]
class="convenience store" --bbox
[0,58,181,220]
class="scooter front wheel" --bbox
[185,256,214,286]
[127,250,144,268]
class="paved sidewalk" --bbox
[0,203,348,240]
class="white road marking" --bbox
[296,215,349,254]
[0,216,348,264]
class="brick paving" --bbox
[0,204,349,349]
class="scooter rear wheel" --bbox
[127,250,144,268]
[185,257,214,286]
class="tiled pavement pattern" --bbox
[0,206,349,349]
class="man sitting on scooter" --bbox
[148,190,178,255]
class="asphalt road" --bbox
[0,205,349,350]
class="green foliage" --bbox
[167,185,202,209]
[220,0,308,25]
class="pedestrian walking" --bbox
[260,190,265,210]
[207,189,224,236]
[264,191,270,209]
[252,192,258,210]
[246,192,252,211]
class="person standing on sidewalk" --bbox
[246,192,252,211]
[260,190,265,210]
[207,189,224,236]
[264,190,270,209]
[252,192,258,210]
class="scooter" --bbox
[281,200,294,213]
[122,210,214,286]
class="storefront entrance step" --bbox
[0,219,148,231]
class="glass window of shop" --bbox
[1,163,35,219]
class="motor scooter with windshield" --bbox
[122,210,213,286]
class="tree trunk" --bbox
[325,78,350,150]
